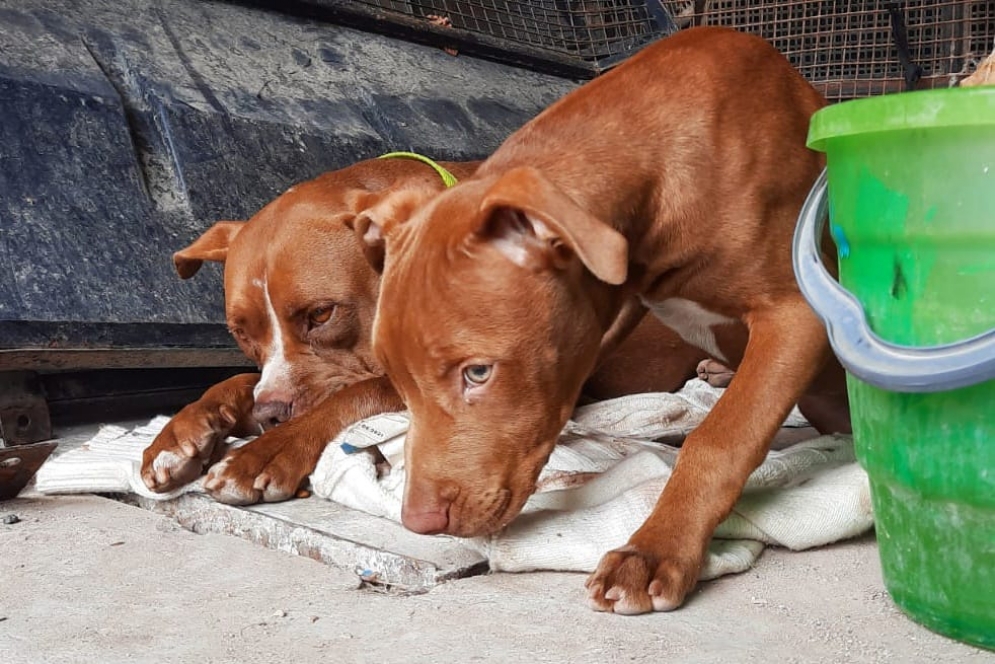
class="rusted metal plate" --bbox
[0,442,57,501]
[0,371,52,444]
[0,348,252,372]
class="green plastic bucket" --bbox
[793,87,995,650]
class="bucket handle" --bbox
[792,169,995,392]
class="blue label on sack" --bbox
[831,223,851,259]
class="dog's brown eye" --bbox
[463,364,493,385]
[309,306,334,327]
[229,327,248,343]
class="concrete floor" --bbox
[2,492,992,664]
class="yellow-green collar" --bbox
[378,151,459,188]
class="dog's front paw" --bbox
[203,432,309,505]
[585,544,700,615]
[696,359,735,388]
[141,403,236,492]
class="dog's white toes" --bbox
[252,473,294,502]
[152,450,185,474]
[650,594,681,612]
[204,459,260,505]
[606,587,652,616]
[148,449,201,489]
[647,579,682,612]
[206,480,258,505]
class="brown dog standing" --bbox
[362,27,850,614]
[141,157,707,503]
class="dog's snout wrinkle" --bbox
[448,485,515,537]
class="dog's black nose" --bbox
[252,399,292,429]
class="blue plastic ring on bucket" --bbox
[792,169,995,393]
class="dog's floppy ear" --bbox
[348,183,440,274]
[475,167,628,285]
[173,221,245,279]
[348,209,387,274]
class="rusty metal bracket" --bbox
[0,371,52,445]
[0,442,57,501]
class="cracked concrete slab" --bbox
[126,493,488,589]
[41,419,489,588]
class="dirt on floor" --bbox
[2,494,992,664]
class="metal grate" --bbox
[229,1,993,86]
[663,1,995,101]
[349,1,677,73]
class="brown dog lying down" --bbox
[359,27,851,614]
[141,157,709,505]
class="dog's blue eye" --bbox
[463,364,492,385]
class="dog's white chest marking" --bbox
[254,278,292,399]
[640,297,735,362]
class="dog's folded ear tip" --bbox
[171,221,241,277]
[360,215,380,238]
[173,255,203,279]
[580,229,629,285]
[349,213,387,273]
[593,259,628,285]
[345,211,367,233]
[345,211,377,234]
[351,213,385,246]
[603,268,628,286]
